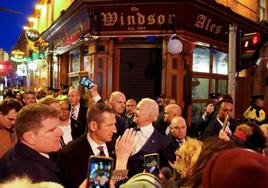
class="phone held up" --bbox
[79,76,95,89]
[87,156,113,188]
[144,153,160,176]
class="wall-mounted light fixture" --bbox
[168,34,183,54]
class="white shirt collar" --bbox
[216,117,232,134]
[87,133,108,156]
[139,124,154,137]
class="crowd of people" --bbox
[0,85,268,188]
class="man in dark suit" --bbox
[127,98,171,177]
[57,102,117,188]
[89,85,128,138]
[0,103,63,183]
[68,87,87,140]
[155,103,182,136]
[203,99,237,139]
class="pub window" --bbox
[191,45,228,123]
[71,51,80,72]
[192,78,209,99]
[83,48,89,71]
[193,47,210,73]
[212,51,228,75]
[69,76,79,88]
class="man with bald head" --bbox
[109,91,126,115]
[127,98,171,177]
[89,85,128,137]
[68,87,87,140]
[156,103,182,136]
[168,116,189,162]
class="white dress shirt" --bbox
[132,124,154,155]
[59,122,73,145]
[87,133,109,156]
[216,116,232,135]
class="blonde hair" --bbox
[0,177,64,188]
[172,138,202,178]
[260,124,268,138]
[235,123,253,136]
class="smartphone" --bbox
[79,76,95,89]
[144,153,159,175]
[87,156,113,188]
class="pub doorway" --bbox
[119,48,162,102]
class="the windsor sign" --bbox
[89,2,229,42]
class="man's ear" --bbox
[22,131,36,145]
[88,121,97,132]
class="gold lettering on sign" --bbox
[127,15,135,26]
[137,13,145,25]
[157,15,165,25]
[120,13,125,26]
[147,14,156,25]
[194,14,222,34]
[100,7,169,30]
[100,12,118,26]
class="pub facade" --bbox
[39,0,268,123]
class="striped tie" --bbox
[97,146,105,156]
[71,107,77,120]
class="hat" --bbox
[120,173,162,188]
[202,148,268,188]
[209,93,220,99]
[250,94,264,100]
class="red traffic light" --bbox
[242,32,260,49]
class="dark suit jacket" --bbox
[57,134,115,188]
[203,117,237,140]
[127,129,171,177]
[71,103,87,140]
[0,142,60,183]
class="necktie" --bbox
[71,107,77,120]
[132,128,143,155]
[97,146,105,156]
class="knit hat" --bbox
[202,148,268,188]
[120,172,162,188]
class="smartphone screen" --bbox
[79,76,95,89]
[144,153,159,176]
[88,156,113,188]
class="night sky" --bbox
[0,0,37,53]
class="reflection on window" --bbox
[193,48,210,73]
[192,78,209,99]
[53,62,58,88]
[71,52,80,72]
[213,51,228,75]
[84,55,89,71]
[192,103,206,123]
[70,77,79,87]
[212,79,216,93]
[218,79,227,94]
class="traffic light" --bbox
[237,32,262,70]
